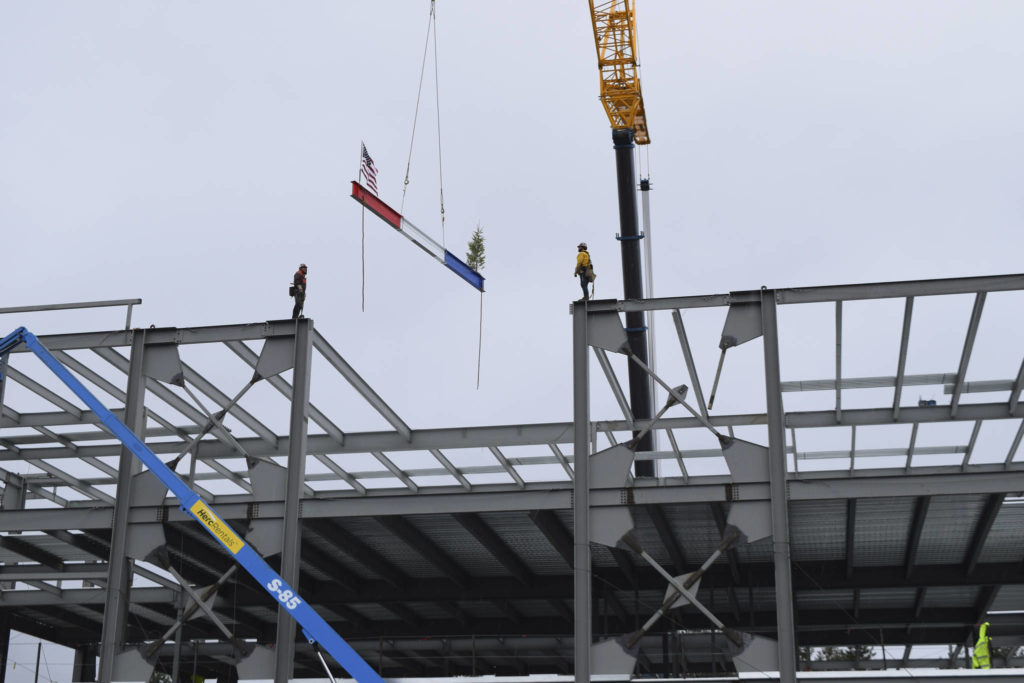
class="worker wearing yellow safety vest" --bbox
[574,242,595,301]
[972,621,991,669]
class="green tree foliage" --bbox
[466,223,485,271]
[814,645,874,663]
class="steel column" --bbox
[572,303,591,683]
[171,603,184,683]
[950,292,986,418]
[73,644,97,682]
[640,177,658,450]
[0,472,26,589]
[1,473,25,514]
[835,301,843,422]
[760,289,797,681]
[98,330,146,683]
[0,351,8,412]
[0,625,8,683]
[612,128,654,476]
[275,318,313,682]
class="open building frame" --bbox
[0,273,1022,682]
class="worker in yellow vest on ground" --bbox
[972,621,991,669]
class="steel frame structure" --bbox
[0,273,1022,682]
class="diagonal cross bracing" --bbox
[225,340,345,443]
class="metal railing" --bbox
[0,298,141,329]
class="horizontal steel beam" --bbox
[2,561,1019,608]
[0,463,1020,532]
[7,399,1023,459]
[0,299,141,314]
[0,566,107,581]
[0,585,177,606]
[783,372,958,392]
[10,443,990,491]
[5,321,302,353]
[584,273,1024,313]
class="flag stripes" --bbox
[359,143,378,195]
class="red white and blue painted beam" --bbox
[351,181,485,292]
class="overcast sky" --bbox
[3,0,1023,432]
[2,1,1024,678]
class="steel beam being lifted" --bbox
[350,181,484,292]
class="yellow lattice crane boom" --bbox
[587,0,649,144]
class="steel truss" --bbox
[0,273,1021,682]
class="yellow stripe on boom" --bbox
[190,500,245,554]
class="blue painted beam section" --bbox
[0,327,26,355]
[2,327,385,683]
[443,251,485,292]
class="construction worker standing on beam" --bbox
[574,242,595,301]
[291,263,308,319]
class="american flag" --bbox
[360,142,378,195]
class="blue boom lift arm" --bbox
[0,327,384,683]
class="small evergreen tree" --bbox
[466,223,485,271]
[814,644,874,666]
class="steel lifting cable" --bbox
[399,0,484,390]
[399,3,431,216]
[360,202,366,312]
[476,290,483,389]
[633,0,651,181]
[401,0,447,247]
[432,3,447,247]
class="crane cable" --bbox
[401,0,484,390]
[401,0,447,247]
[633,0,651,180]
[432,2,447,247]
[476,289,483,389]
[640,144,651,180]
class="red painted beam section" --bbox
[351,181,402,230]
